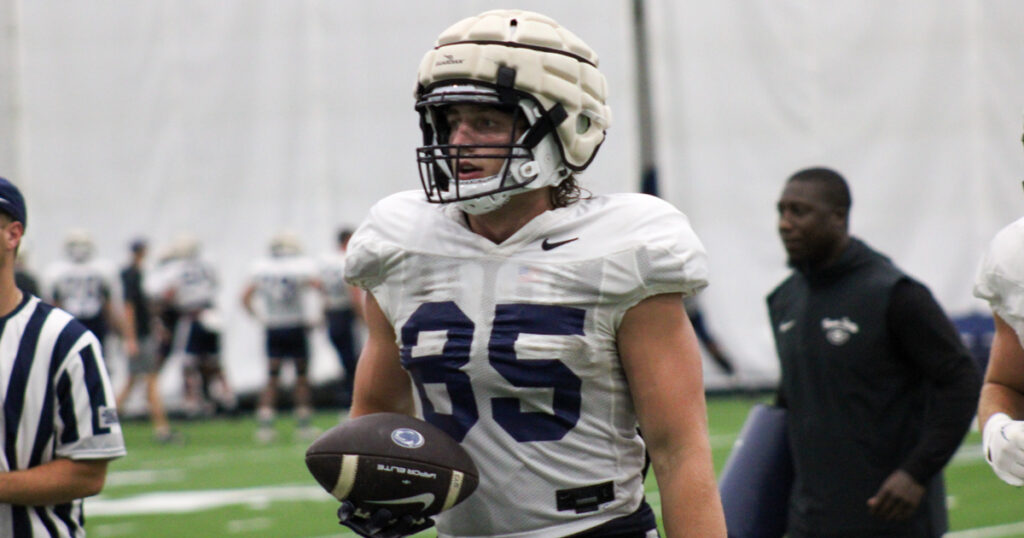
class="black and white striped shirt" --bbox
[0,294,126,537]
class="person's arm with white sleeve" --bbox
[978,312,1024,486]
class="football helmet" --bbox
[64,229,94,263]
[415,9,611,215]
[170,233,200,260]
[270,231,302,257]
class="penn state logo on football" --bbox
[305,413,479,519]
[821,317,859,346]
[391,428,425,449]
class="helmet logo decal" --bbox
[436,54,464,67]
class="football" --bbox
[305,412,479,519]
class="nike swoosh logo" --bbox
[363,492,436,512]
[779,320,796,333]
[541,237,579,251]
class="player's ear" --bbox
[1,220,23,252]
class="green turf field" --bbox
[86,395,1023,537]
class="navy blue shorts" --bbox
[185,320,220,355]
[265,326,309,359]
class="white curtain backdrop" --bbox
[1,0,1021,399]
[648,0,1024,386]
[2,1,639,401]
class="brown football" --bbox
[305,413,478,518]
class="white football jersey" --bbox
[247,255,319,328]
[320,251,353,310]
[974,216,1024,345]
[156,257,219,313]
[43,259,121,320]
[346,190,708,538]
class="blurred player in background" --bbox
[319,227,363,408]
[115,238,179,444]
[684,296,735,376]
[152,234,236,417]
[0,177,126,536]
[243,231,321,442]
[43,229,133,358]
[146,242,186,399]
[769,167,980,537]
[342,9,725,537]
[13,240,40,296]
[973,118,1024,486]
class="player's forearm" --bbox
[349,350,415,418]
[651,446,726,537]
[980,382,1024,426]
[0,458,108,505]
[350,378,415,418]
[122,303,139,341]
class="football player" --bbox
[974,117,1024,486]
[342,9,725,538]
[43,229,132,356]
[318,228,364,408]
[153,234,236,417]
[242,231,322,442]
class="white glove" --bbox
[983,413,1024,486]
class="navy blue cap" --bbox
[0,177,26,229]
[130,237,148,253]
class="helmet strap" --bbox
[521,103,567,150]
[494,64,567,151]
[496,66,518,105]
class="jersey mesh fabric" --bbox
[247,256,319,328]
[157,258,218,313]
[43,260,117,319]
[974,216,1024,343]
[320,252,352,310]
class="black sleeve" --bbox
[887,279,981,483]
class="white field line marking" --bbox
[946,521,1024,538]
[116,444,304,472]
[709,433,738,449]
[88,485,330,516]
[90,522,138,537]
[950,442,985,465]
[104,469,185,487]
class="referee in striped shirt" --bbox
[0,177,126,537]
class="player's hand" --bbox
[866,469,924,521]
[336,500,434,538]
[124,337,139,358]
[983,413,1024,486]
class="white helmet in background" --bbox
[170,233,200,260]
[64,229,94,263]
[415,9,611,215]
[270,231,302,257]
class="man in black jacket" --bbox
[769,167,981,537]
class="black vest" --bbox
[768,238,945,536]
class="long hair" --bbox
[550,176,590,208]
